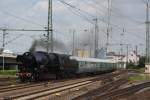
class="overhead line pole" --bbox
[145,0,150,73]
[106,0,111,51]
[47,0,53,53]
[72,30,75,56]
[126,44,129,64]
[94,18,99,58]
[120,28,125,55]
[2,29,7,70]
[146,0,150,63]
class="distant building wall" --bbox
[75,49,90,57]
[145,64,150,73]
[97,48,107,59]
[0,51,17,70]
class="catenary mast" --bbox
[145,0,150,73]
[47,0,53,53]
[146,0,150,63]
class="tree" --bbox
[138,56,146,68]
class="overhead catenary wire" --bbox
[86,0,145,39]
[0,0,144,42]
[58,0,145,41]
[58,0,116,34]
[0,10,45,28]
[4,34,23,45]
[57,0,145,56]
[0,28,48,32]
[0,0,146,52]
[57,0,95,24]
[91,0,144,24]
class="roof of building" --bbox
[0,54,17,58]
[70,56,117,63]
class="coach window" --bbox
[79,62,82,66]
[81,61,85,66]
[84,61,86,65]
[103,63,105,67]
[104,63,107,68]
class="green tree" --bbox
[138,56,146,68]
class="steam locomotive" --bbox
[17,51,118,82]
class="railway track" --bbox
[74,70,150,100]
[0,73,112,92]
[0,70,128,100]
[13,80,93,100]
[94,81,150,100]
[73,77,128,100]
[72,69,141,100]
[41,75,127,100]
[0,75,103,93]
[0,77,16,81]
[0,75,101,99]
[0,82,50,93]
[127,88,150,100]
[0,77,17,86]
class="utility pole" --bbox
[126,44,129,64]
[72,30,75,56]
[106,0,111,51]
[120,28,124,55]
[47,0,53,53]
[135,45,138,63]
[146,0,150,63]
[93,18,99,58]
[139,43,144,56]
[2,29,7,70]
[145,0,150,73]
[89,30,92,57]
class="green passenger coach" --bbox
[70,56,118,74]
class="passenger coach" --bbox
[70,56,117,74]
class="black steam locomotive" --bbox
[17,51,117,82]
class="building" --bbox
[0,49,17,70]
[122,51,140,64]
[97,48,107,59]
[106,51,140,69]
[75,49,90,58]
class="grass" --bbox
[129,75,145,82]
[136,68,145,73]
[128,74,150,83]
[0,70,17,76]
[127,67,150,83]
[127,67,145,73]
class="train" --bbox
[16,51,118,82]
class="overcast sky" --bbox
[0,0,147,55]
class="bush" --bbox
[126,62,137,69]
[138,56,146,68]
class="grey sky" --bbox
[0,0,147,55]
